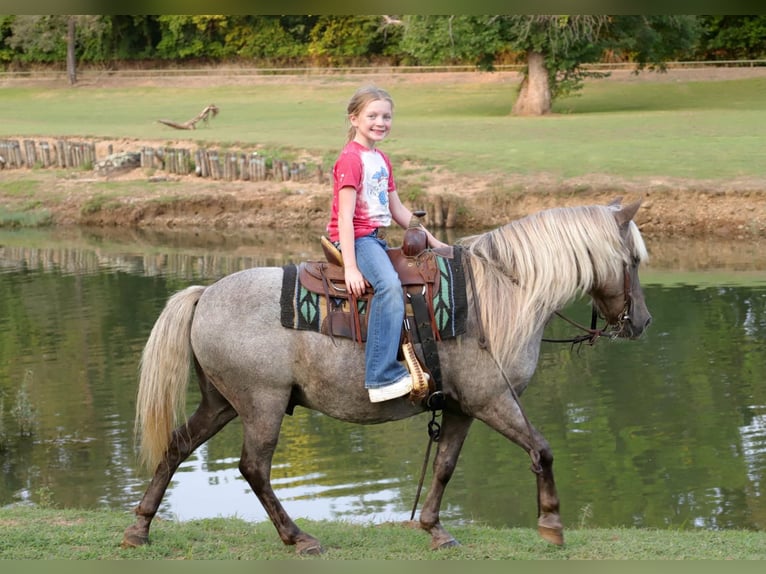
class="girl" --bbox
[326,86,447,403]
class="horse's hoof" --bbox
[296,539,324,556]
[436,538,460,550]
[121,527,149,548]
[430,536,460,550]
[538,525,564,546]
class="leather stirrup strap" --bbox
[407,286,443,408]
[351,293,362,344]
[320,271,337,343]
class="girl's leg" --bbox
[354,235,409,389]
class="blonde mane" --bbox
[459,204,648,368]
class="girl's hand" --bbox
[344,266,367,297]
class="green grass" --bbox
[0,506,764,559]
[2,73,765,182]
[0,206,53,227]
[0,176,44,196]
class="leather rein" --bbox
[542,263,633,347]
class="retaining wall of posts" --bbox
[0,138,458,227]
[0,138,308,182]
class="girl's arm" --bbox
[388,191,449,250]
[337,186,367,297]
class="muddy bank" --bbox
[12,167,765,240]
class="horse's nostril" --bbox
[644,316,653,329]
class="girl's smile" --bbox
[350,99,393,148]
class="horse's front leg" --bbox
[532,432,564,546]
[417,410,473,550]
[474,394,564,546]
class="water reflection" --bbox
[3,225,765,277]
[1,227,765,532]
[166,444,413,523]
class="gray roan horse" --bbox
[123,199,651,554]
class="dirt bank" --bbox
[2,162,765,241]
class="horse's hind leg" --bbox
[417,411,474,550]
[237,405,323,556]
[122,370,237,548]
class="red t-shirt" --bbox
[326,140,396,242]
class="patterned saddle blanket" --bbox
[279,246,467,344]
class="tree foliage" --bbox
[697,15,766,60]
[4,15,106,64]
[606,15,701,70]
[1,14,759,70]
[400,15,505,68]
[0,13,757,103]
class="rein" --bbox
[542,264,633,347]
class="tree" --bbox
[605,15,701,71]
[400,15,701,116]
[155,15,232,59]
[307,15,391,65]
[696,15,766,60]
[506,15,610,116]
[5,15,106,83]
[5,15,69,63]
[399,15,504,68]
[66,16,75,84]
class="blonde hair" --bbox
[345,86,394,142]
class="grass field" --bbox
[2,71,765,181]
[1,506,765,560]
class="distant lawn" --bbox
[2,72,765,181]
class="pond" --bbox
[1,226,765,533]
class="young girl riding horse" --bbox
[326,86,447,402]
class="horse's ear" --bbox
[614,199,642,227]
[607,197,623,208]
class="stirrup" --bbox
[402,341,430,403]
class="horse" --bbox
[123,199,651,555]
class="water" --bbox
[1,227,765,532]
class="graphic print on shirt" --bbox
[369,165,390,210]
[358,150,392,228]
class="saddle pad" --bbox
[280,246,467,340]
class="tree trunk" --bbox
[66,17,76,86]
[512,51,551,116]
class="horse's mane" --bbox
[458,204,648,368]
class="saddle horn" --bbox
[403,210,428,256]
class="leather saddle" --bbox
[298,212,453,344]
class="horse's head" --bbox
[590,200,652,339]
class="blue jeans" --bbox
[354,234,409,388]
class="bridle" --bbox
[542,262,633,347]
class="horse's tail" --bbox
[135,285,207,471]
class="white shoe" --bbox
[368,375,413,403]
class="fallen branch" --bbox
[157,104,219,130]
